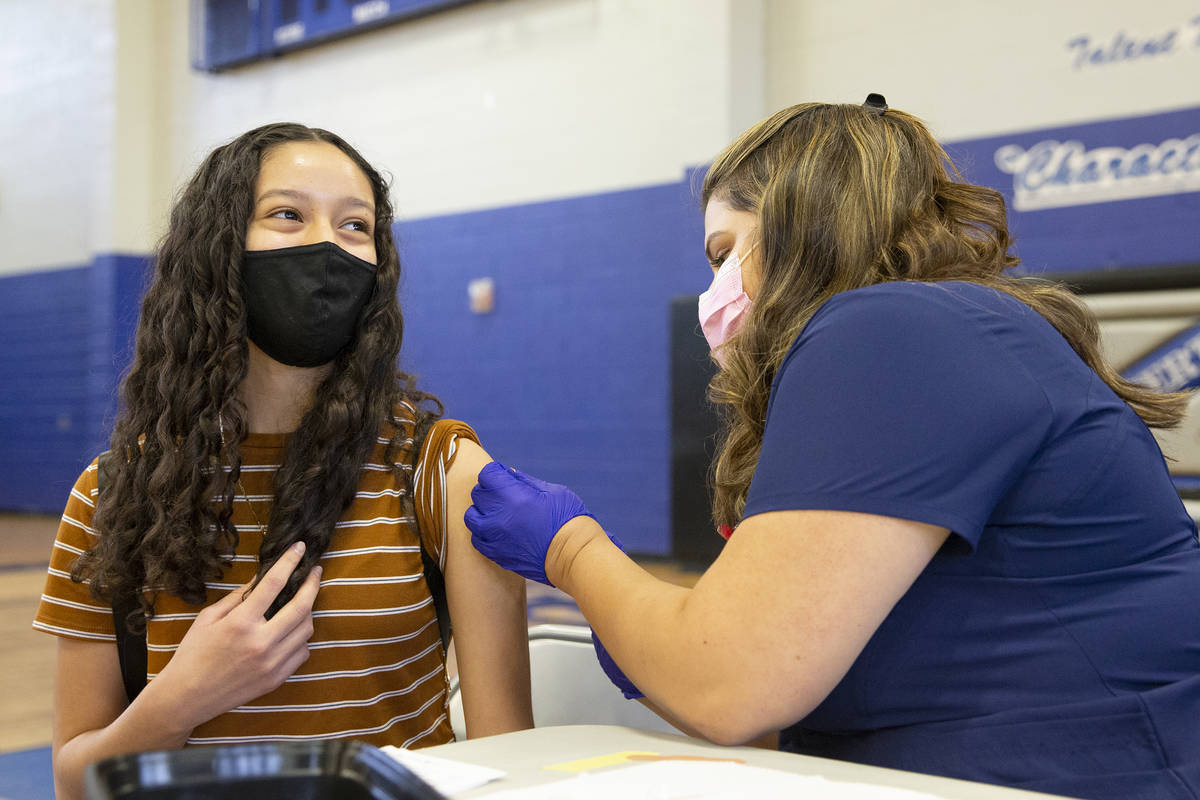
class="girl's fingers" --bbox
[241,542,307,618]
[266,564,322,637]
[204,575,258,620]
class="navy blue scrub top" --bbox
[744,281,1200,800]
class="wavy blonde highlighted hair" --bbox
[702,102,1187,530]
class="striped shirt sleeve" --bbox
[412,419,480,570]
[33,457,118,641]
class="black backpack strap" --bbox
[97,450,148,704]
[421,541,451,653]
[410,420,451,652]
[112,587,147,705]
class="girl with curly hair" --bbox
[464,98,1200,799]
[35,122,532,800]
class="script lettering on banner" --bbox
[993,134,1200,211]
[1124,324,1200,393]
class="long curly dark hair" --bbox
[701,103,1189,530]
[73,122,441,626]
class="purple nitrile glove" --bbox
[464,462,594,585]
[591,631,644,700]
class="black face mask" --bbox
[241,241,377,368]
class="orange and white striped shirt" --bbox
[34,412,476,750]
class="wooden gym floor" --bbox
[0,512,700,755]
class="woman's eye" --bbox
[269,208,301,221]
[344,220,371,233]
[708,251,729,269]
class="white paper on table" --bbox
[380,745,506,796]
[483,760,947,799]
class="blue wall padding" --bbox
[88,254,151,453]
[0,266,94,511]
[397,178,708,553]
[0,255,149,512]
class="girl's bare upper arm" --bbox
[442,442,534,736]
[54,637,127,750]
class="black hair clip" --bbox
[863,93,888,115]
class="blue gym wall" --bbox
[0,255,149,512]
[0,266,92,512]
[397,176,707,553]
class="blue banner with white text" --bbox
[946,106,1200,276]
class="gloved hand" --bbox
[591,631,644,700]
[465,462,594,585]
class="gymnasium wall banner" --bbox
[1124,322,1200,393]
[947,105,1200,280]
[193,0,485,71]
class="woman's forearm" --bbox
[548,510,949,746]
[546,518,755,742]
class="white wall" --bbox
[765,0,1200,141]
[159,0,762,226]
[108,0,171,260]
[0,0,116,274]
[4,0,1197,277]
[1,0,765,275]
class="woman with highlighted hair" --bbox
[34,123,533,800]
[465,97,1200,799]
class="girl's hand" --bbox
[153,541,321,729]
[464,462,593,585]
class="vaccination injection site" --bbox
[2,0,1199,798]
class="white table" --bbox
[422,724,1071,798]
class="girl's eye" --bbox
[708,251,729,269]
[344,220,370,233]
[270,209,301,221]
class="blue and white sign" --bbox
[947,106,1200,275]
[1123,322,1200,392]
[196,0,485,72]
[994,134,1200,211]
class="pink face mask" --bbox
[698,243,755,364]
